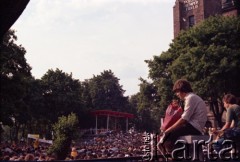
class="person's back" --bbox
[183,92,207,133]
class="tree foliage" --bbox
[0,30,32,140]
[130,78,164,131]
[41,69,83,123]
[48,113,79,160]
[85,70,128,111]
[146,16,240,127]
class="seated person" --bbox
[160,99,183,132]
[212,94,240,152]
[158,79,207,154]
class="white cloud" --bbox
[12,0,175,96]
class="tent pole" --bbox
[107,115,109,131]
[115,117,117,130]
[126,118,128,132]
[95,115,98,134]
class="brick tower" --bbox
[173,0,222,38]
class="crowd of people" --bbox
[0,130,145,161]
[0,141,55,161]
[68,130,144,160]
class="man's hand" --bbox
[165,118,187,134]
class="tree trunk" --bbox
[14,122,20,142]
[210,100,225,128]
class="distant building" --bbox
[173,0,240,38]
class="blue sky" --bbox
[12,0,175,96]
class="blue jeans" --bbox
[212,138,225,152]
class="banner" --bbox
[27,134,39,139]
[27,134,52,144]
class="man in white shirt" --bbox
[162,79,207,153]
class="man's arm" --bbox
[220,108,233,131]
[220,122,231,132]
[164,118,188,134]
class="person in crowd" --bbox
[212,93,240,152]
[33,138,39,150]
[159,79,207,154]
[160,99,183,132]
[71,146,78,159]
[24,153,35,161]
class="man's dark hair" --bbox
[173,79,193,93]
[222,94,236,104]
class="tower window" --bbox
[189,15,195,27]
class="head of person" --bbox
[173,79,193,100]
[171,99,179,108]
[24,153,35,161]
[222,93,236,109]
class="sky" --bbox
[12,0,176,96]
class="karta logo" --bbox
[142,133,239,161]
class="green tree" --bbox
[127,94,139,129]
[48,113,79,160]
[87,70,128,111]
[146,16,240,127]
[145,53,179,116]
[23,78,52,138]
[41,69,83,123]
[81,80,93,109]
[133,78,161,131]
[0,30,32,141]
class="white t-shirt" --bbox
[181,93,207,133]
